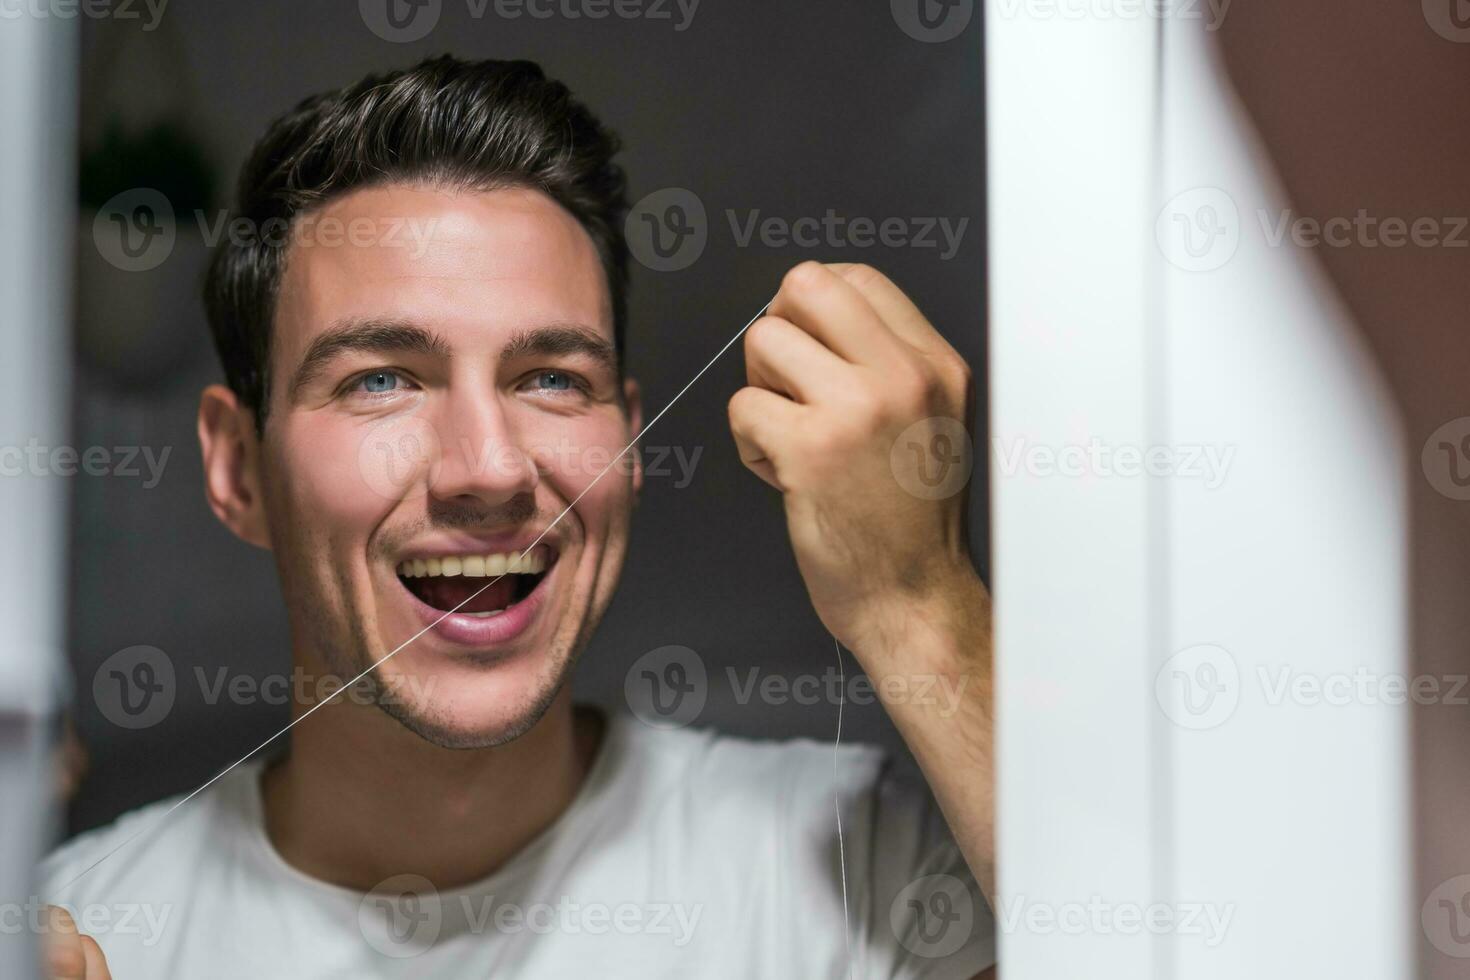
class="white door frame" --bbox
[987,8,1410,977]
[0,11,75,979]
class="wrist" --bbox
[848,558,990,672]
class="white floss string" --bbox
[62,294,857,980]
[833,636,854,980]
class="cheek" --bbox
[520,410,635,533]
[276,415,410,536]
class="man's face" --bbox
[259,183,638,747]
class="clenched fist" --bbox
[728,261,980,660]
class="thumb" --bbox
[43,906,113,980]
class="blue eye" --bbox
[357,371,403,394]
[534,371,575,391]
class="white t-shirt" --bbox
[40,713,995,978]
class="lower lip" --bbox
[399,568,551,648]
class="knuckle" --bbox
[744,315,784,354]
[782,259,829,293]
[837,374,883,413]
[935,355,974,412]
[950,353,974,389]
[845,262,885,289]
[726,389,746,422]
[726,387,758,427]
[892,363,934,410]
[840,387,889,437]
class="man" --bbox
[40,56,993,978]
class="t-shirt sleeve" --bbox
[857,758,996,979]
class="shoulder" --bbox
[608,714,920,859]
[610,718,996,975]
[617,714,890,808]
[39,763,261,909]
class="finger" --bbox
[44,907,86,980]
[81,936,112,980]
[728,386,803,490]
[825,263,960,360]
[744,314,850,404]
[767,261,909,367]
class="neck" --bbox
[260,679,601,892]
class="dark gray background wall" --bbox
[67,0,985,835]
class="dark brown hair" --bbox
[203,55,629,431]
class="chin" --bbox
[368,643,572,749]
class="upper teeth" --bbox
[397,548,549,578]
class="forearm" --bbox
[725,259,993,906]
[849,564,995,907]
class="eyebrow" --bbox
[289,318,619,396]
[291,318,453,395]
[499,323,619,372]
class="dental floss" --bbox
[63,296,858,980]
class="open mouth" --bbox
[396,546,556,619]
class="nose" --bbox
[427,386,538,507]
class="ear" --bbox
[623,375,644,499]
[197,384,272,549]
